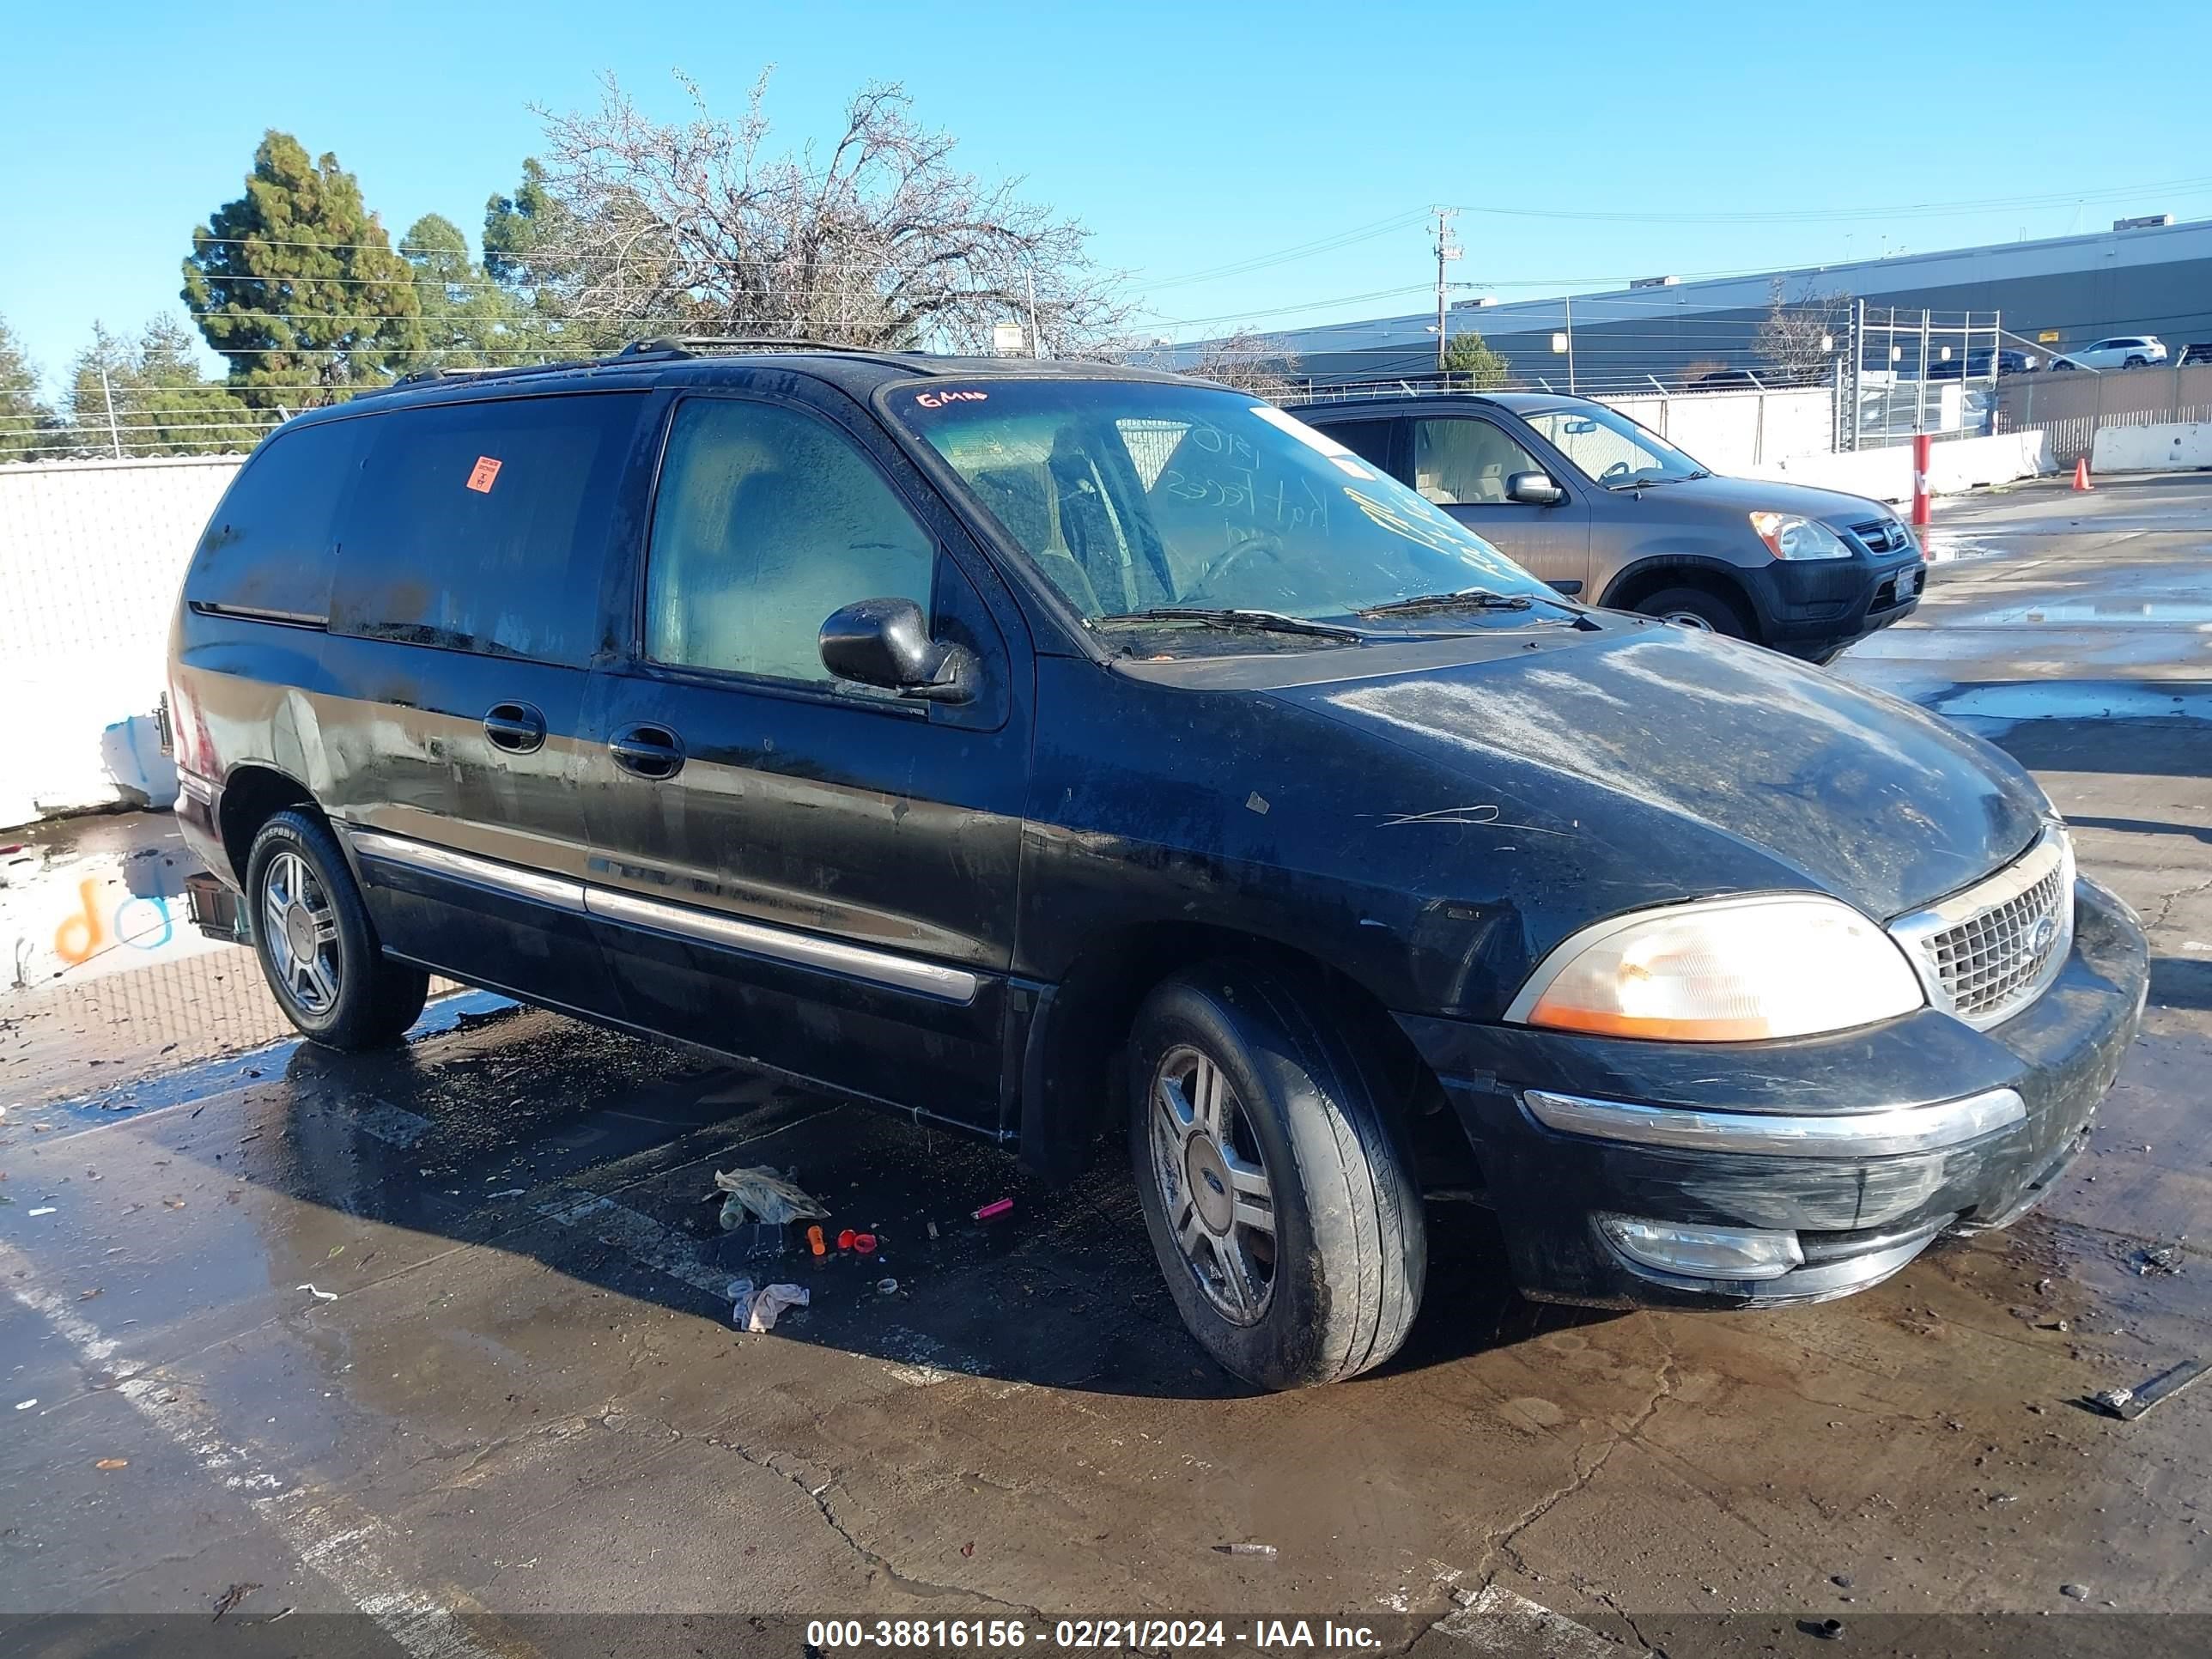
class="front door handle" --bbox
[609,723,684,781]
[483,702,547,754]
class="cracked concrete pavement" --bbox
[3,473,2211,1657]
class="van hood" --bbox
[1271,623,2048,921]
[1637,470,1898,527]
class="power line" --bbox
[1134,210,1433,292]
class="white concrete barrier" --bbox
[2090,421,2212,474]
[1739,428,2051,504]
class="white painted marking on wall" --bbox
[4,1255,505,1659]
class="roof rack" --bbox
[615,335,892,361]
[385,357,594,392]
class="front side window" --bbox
[1412,417,1545,506]
[890,380,1555,645]
[646,398,935,684]
[1520,404,1709,490]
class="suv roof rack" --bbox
[385,357,594,392]
[372,334,909,400]
[615,335,894,361]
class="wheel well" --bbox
[1603,561,1753,623]
[217,765,318,881]
[1018,922,1446,1185]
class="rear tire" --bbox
[1127,963,1425,1389]
[245,810,428,1051]
[1636,584,1753,640]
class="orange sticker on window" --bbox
[465,456,502,493]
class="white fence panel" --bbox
[0,454,242,826]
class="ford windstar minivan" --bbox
[169,341,2147,1389]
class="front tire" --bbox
[246,809,428,1050]
[1636,584,1753,640]
[1127,963,1425,1389]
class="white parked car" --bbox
[2049,335,2168,371]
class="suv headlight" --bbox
[1749,512,1851,561]
[1506,895,1925,1042]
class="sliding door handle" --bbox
[609,723,684,781]
[483,702,547,754]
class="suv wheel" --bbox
[1636,585,1751,640]
[246,810,428,1050]
[2124,355,2148,368]
[1127,963,1425,1389]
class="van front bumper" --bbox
[1394,876,2148,1310]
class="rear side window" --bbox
[1325,417,1401,473]
[329,392,641,665]
[185,418,369,622]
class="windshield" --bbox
[889,380,1559,637]
[1520,404,1708,488]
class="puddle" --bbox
[2,816,225,993]
[1921,532,2018,565]
[1970,600,2212,627]
[1929,682,2212,727]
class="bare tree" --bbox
[1753,279,1847,386]
[1187,329,1304,402]
[526,70,1127,352]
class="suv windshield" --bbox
[1519,404,1708,489]
[890,380,1559,640]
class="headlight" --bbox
[1749,511,1851,561]
[1506,895,1925,1042]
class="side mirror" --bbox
[1505,471,1566,507]
[819,597,972,703]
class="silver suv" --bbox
[1300,392,1924,664]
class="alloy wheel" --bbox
[263,848,341,1015]
[1147,1044,1277,1325]
[1661,609,1716,631]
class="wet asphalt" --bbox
[3,473,2211,1657]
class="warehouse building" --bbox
[1166,215,2212,393]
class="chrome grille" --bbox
[1890,828,2074,1030]
[1851,518,1910,554]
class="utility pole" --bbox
[1025,267,1043,360]
[1432,207,1462,378]
[100,365,122,459]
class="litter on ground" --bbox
[2085,1356,2212,1421]
[727,1277,811,1333]
[710,1165,828,1230]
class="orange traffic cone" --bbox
[2072,457,2094,491]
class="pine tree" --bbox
[0,313,62,462]
[401,214,538,369]
[64,317,264,458]
[1442,331,1511,390]
[181,131,424,409]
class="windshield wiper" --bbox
[1608,470,1708,490]
[1354,586,1590,625]
[1091,607,1369,641]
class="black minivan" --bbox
[169,342,2147,1390]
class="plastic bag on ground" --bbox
[711,1165,829,1230]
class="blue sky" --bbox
[3,0,2205,389]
